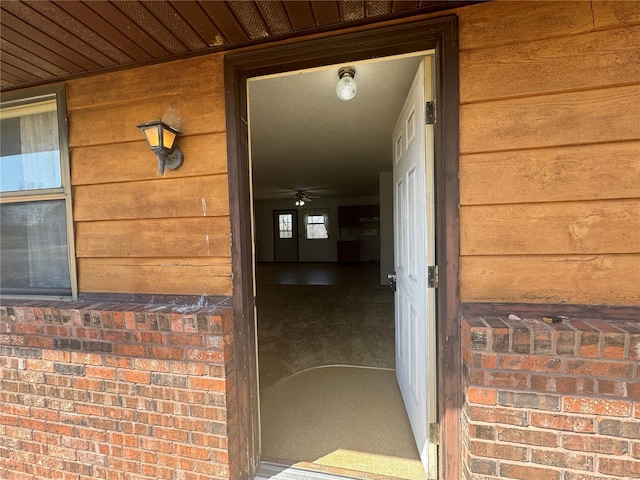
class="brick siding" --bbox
[0,300,237,480]
[462,314,640,480]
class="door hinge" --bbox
[426,101,436,125]
[430,422,440,445]
[428,265,439,288]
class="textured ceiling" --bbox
[0,0,475,90]
[249,54,425,200]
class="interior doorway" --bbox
[273,210,298,262]
[248,53,435,480]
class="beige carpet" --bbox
[260,366,426,480]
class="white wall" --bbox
[379,172,394,285]
[254,196,380,263]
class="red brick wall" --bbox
[0,301,238,480]
[462,315,640,480]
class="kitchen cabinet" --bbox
[337,240,360,263]
[338,205,380,227]
[338,206,360,227]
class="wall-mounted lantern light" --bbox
[136,119,184,174]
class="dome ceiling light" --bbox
[336,66,357,101]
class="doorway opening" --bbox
[224,16,461,480]
[249,52,433,480]
[273,210,299,262]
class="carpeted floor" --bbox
[260,366,425,480]
[256,284,395,395]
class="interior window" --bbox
[0,86,76,298]
[305,209,329,239]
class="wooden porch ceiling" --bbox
[0,0,478,91]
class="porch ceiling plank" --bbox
[340,1,366,22]
[0,0,478,91]
[198,1,250,44]
[0,66,32,86]
[137,0,208,51]
[54,0,152,63]
[310,1,341,26]
[85,1,171,58]
[169,1,226,47]
[0,48,65,80]
[0,25,84,75]
[0,8,101,71]
[1,0,118,69]
[282,1,317,31]
[366,1,393,17]
[112,0,190,55]
[27,0,134,65]
[227,1,270,39]
[0,60,42,84]
[255,1,293,36]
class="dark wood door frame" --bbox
[224,15,460,480]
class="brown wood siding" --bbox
[67,54,232,296]
[458,1,640,306]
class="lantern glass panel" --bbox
[162,128,176,150]
[142,125,160,148]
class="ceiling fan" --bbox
[294,189,319,206]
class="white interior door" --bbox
[392,57,437,478]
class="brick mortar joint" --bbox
[465,384,634,402]
[463,317,639,363]
[0,303,234,334]
[468,455,640,478]
[462,315,635,335]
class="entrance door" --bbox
[392,57,437,477]
[274,209,298,262]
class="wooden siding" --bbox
[458,1,640,306]
[63,1,640,305]
[68,54,232,296]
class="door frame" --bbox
[224,15,460,480]
[273,209,299,262]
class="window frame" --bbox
[0,84,77,300]
[277,212,294,239]
[304,209,329,240]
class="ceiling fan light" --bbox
[336,67,357,101]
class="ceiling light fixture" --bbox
[136,119,184,174]
[294,190,306,207]
[294,189,316,207]
[336,66,357,101]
